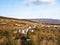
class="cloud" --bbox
[26,0,55,4]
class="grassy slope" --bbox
[0,16,60,31]
[0,16,42,30]
[0,16,60,45]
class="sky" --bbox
[0,0,60,19]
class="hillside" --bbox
[0,16,60,30]
[0,16,60,45]
[0,16,43,30]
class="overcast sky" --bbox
[0,0,60,19]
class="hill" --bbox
[0,16,60,45]
[29,19,60,25]
[0,16,42,30]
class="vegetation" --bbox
[0,17,60,45]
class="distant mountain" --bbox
[29,19,60,24]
